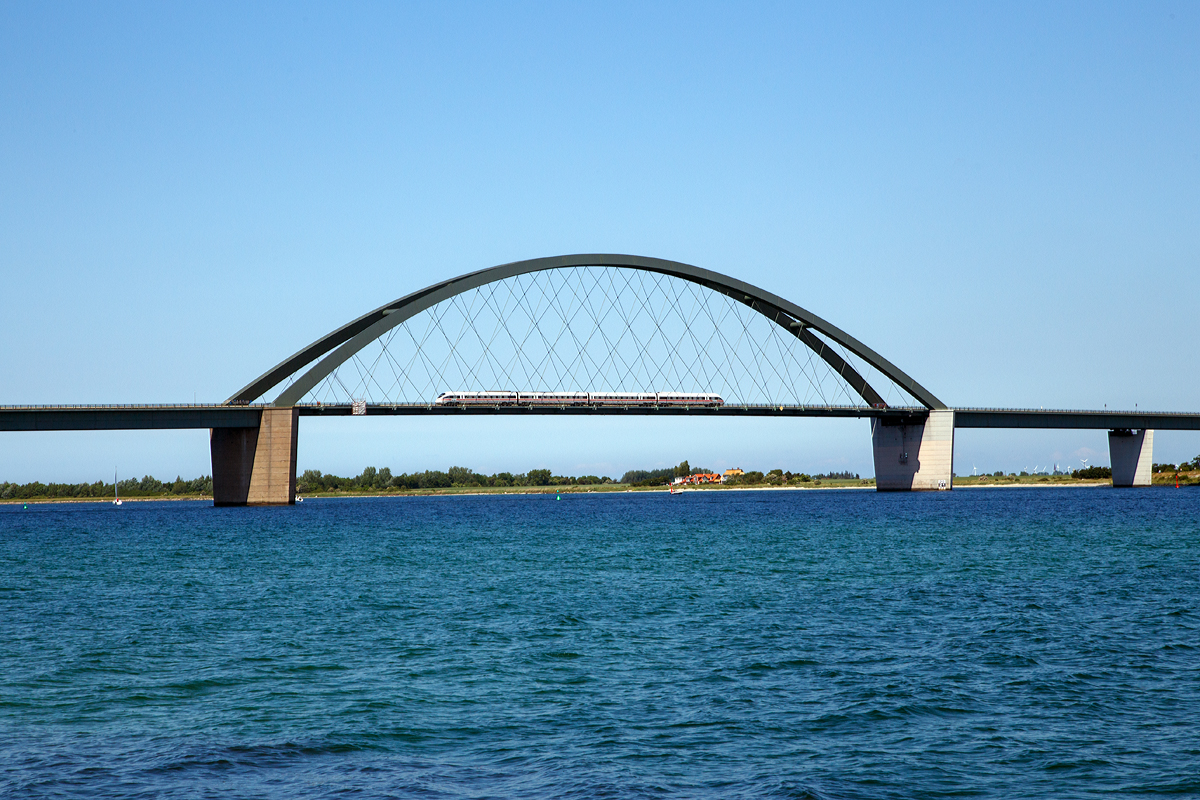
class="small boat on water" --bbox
[113,468,123,506]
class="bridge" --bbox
[4,254,1197,504]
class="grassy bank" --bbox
[952,474,1105,487]
[951,471,1199,487]
[1152,470,1200,486]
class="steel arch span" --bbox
[230,254,946,411]
[8,254,1194,504]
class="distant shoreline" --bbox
[2,478,1143,505]
[0,495,209,506]
[295,480,1118,500]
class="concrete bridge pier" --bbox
[1108,428,1153,487]
[210,407,298,506]
[871,410,955,491]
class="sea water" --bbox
[1,488,1198,798]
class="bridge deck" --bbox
[0,404,264,431]
[2,404,1199,431]
[0,403,925,430]
[296,403,930,421]
[952,408,1200,430]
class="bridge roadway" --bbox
[8,256,1193,500]
[4,403,1200,431]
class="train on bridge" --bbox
[9,254,1192,506]
[433,391,725,407]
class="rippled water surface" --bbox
[2,488,1199,798]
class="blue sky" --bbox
[2,1,1197,482]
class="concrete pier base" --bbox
[872,410,955,491]
[210,407,298,506]
[1108,428,1153,487]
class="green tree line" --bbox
[620,460,717,485]
[723,469,862,486]
[297,461,869,493]
[0,475,213,500]
[620,461,861,487]
[297,466,614,493]
[1153,456,1200,473]
[1072,466,1113,479]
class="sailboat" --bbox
[113,469,123,506]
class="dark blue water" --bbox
[2,488,1198,799]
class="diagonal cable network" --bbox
[293,265,886,407]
